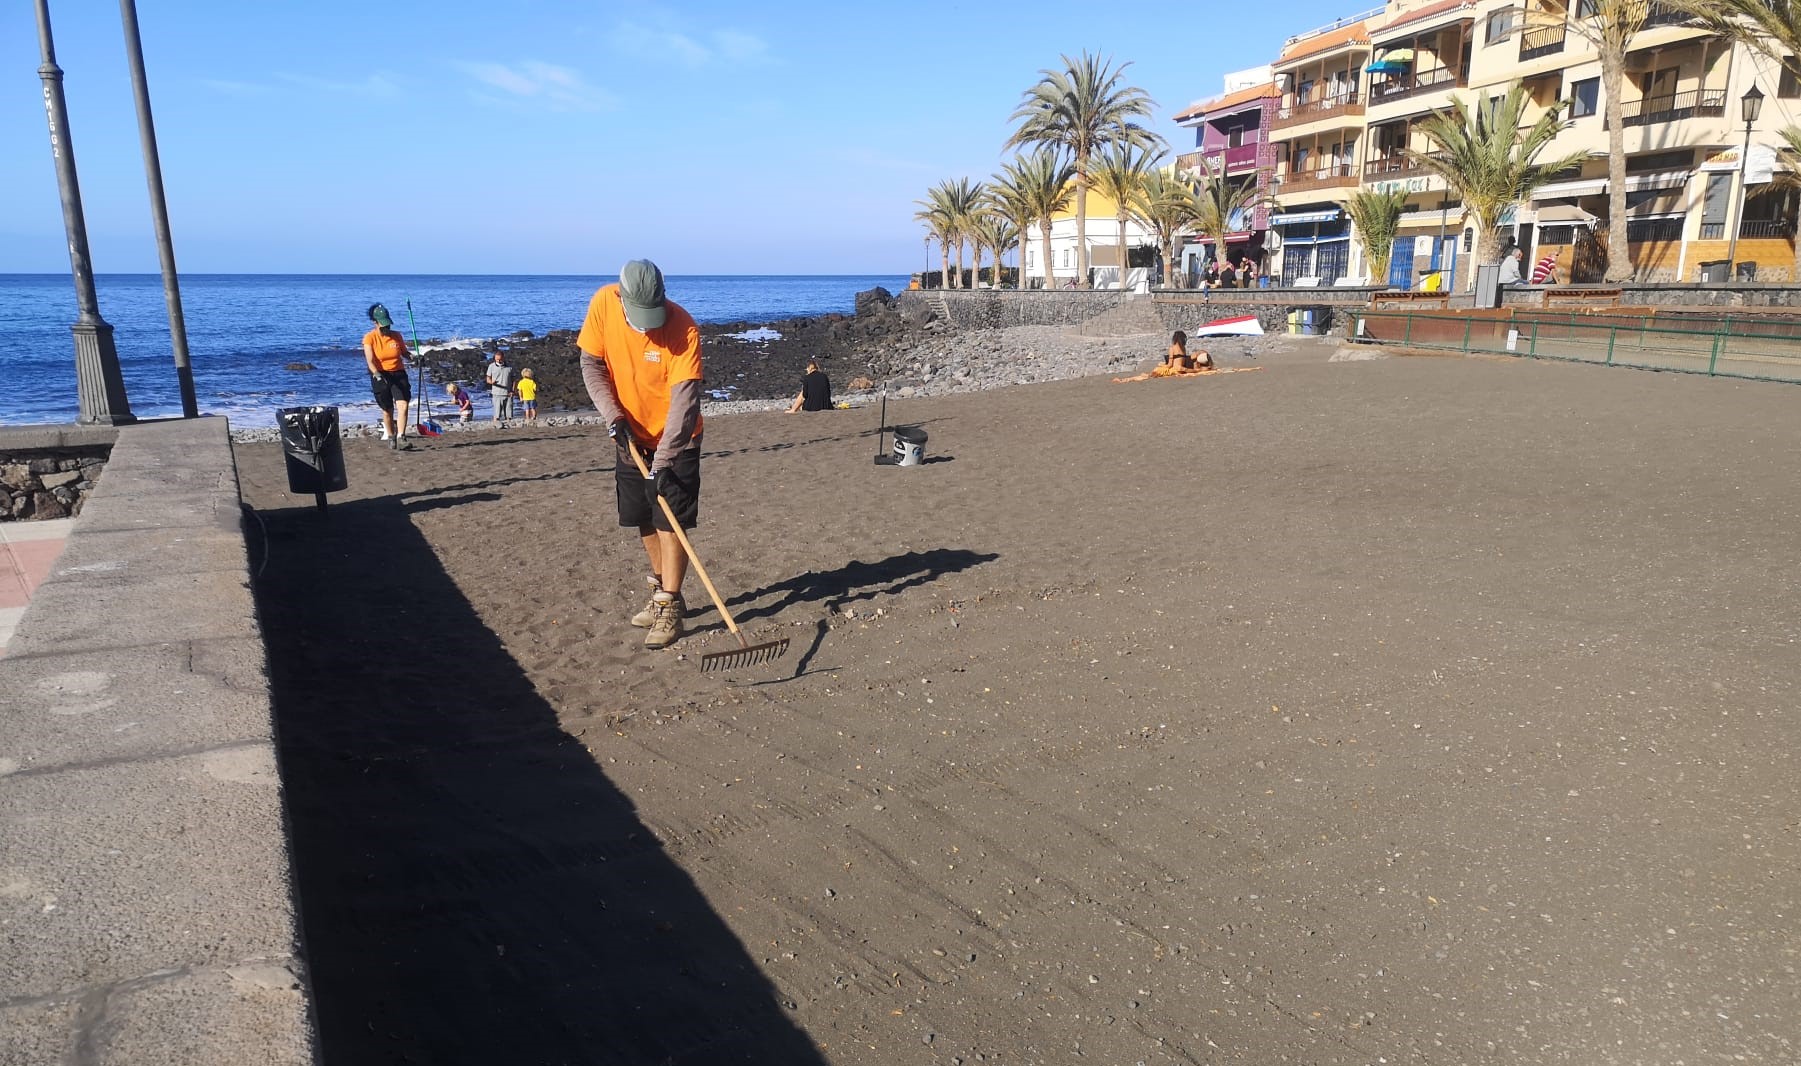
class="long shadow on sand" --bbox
[250,494,828,1065]
[723,547,1000,625]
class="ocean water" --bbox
[0,274,906,428]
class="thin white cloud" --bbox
[456,61,618,112]
[274,73,401,99]
[610,21,772,69]
[198,78,272,98]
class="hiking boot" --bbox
[631,586,681,628]
[643,592,684,649]
[629,575,666,627]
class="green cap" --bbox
[368,303,392,328]
[618,260,667,331]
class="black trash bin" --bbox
[277,405,347,511]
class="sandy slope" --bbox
[237,338,1798,1065]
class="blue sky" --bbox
[1,0,1357,275]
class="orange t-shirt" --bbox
[575,284,703,444]
[363,328,408,373]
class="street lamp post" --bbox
[120,0,197,418]
[34,0,133,425]
[1723,84,1764,282]
[1436,196,1452,289]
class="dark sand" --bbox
[238,341,1799,1065]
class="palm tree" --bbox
[913,186,955,288]
[1007,52,1161,289]
[1131,166,1201,287]
[996,149,1076,289]
[1343,187,1410,287]
[1189,162,1270,283]
[1408,85,1590,289]
[1088,139,1161,289]
[1528,0,1650,281]
[970,210,1018,288]
[952,179,986,289]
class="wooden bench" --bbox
[1543,286,1622,307]
[1371,290,1452,310]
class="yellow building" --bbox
[1244,0,1801,286]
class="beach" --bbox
[235,340,1799,1065]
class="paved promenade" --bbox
[0,419,314,1065]
[0,519,71,655]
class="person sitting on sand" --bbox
[446,382,473,423]
[1166,330,1214,372]
[578,259,704,650]
[517,368,539,422]
[787,358,832,413]
[362,303,415,450]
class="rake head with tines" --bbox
[700,634,791,674]
[622,437,790,675]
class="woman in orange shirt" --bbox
[362,303,414,449]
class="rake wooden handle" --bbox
[624,438,750,647]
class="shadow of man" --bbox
[250,491,829,1065]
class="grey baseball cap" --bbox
[619,259,668,331]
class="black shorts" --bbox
[371,369,411,412]
[616,442,700,530]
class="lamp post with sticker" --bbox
[34,0,134,425]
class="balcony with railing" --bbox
[1642,1,1690,29]
[1700,218,1798,239]
[1363,151,1449,180]
[1518,22,1566,60]
[1618,89,1726,127]
[1279,162,1359,194]
[1368,65,1464,106]
[1273,89,1364,129]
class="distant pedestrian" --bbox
[1240,256,1261,289]
[517,368,539,422]
[1201,260,1220,292]
[1531,253,1559,285]
[362,303,415,450]
[787,359,833,413]
[1499,247,1527,286]
[446,382,473,423]
[485,350,516,425]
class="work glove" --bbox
[644,466,668,497]
[609,419,636,454]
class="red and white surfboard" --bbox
[1192,314,1264,337]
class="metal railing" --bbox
[1350,307,1801,383]
[1519,23,1566,60]
[1369,66,1463,104]
[1364,150,1449,179]
[1738,219,1797,239]
[1281,163,1358,193]
[1274,90,1363,127]
[1618,89,1726,126]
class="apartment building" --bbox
[1026,189,1159,288]
[1183,0,1801,285]
[1174,68,1279,282]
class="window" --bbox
[1293,146,1311,173]
[1486,8,1516,43]
[1781,59,1801,99]
[1626,217,1683,242]
[1575,0,1598,16]
[1626,149,1692,173]
[1569,77,1599,118]
[1539,224,1576,245]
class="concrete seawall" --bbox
[0,419,315,1064]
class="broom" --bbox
[406,299,443,437]
[623,439,789,673]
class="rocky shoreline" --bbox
[230,287,1292,442]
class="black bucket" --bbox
[892,425,928,467]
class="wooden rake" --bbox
[624,439,789,673]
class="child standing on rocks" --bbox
[517,369,539,422]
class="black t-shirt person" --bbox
[789,362,832,413]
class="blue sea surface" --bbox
[0,274,906,428]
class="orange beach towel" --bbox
[1111,365,1266,383]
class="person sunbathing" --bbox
[1166,330,1213,371]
